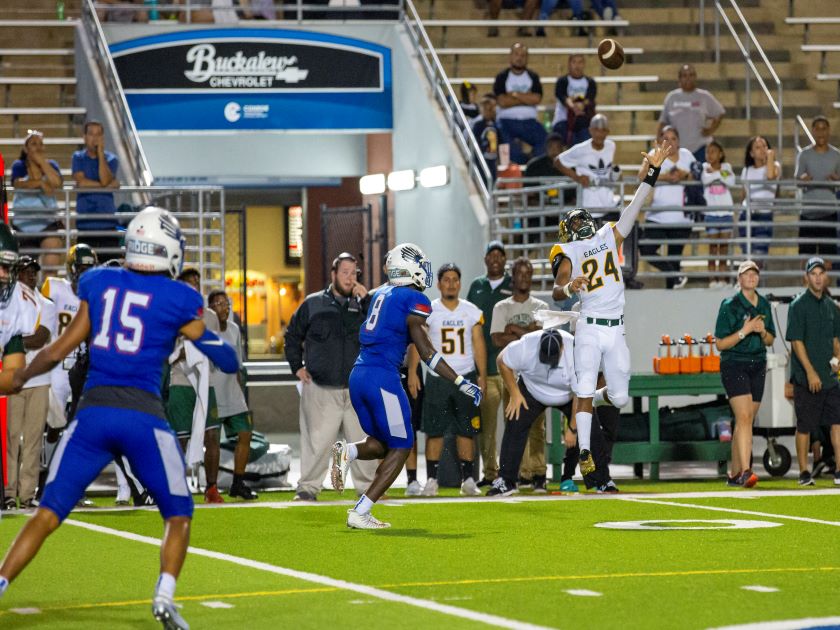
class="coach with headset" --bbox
[285,253,378,501]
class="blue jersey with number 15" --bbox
[79,267,204,395]
[356,284,431,371]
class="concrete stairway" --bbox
[0,0,84,176]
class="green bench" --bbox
[549,372,731,481]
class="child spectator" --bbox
[459,81,479,120]
[472,94,510,181]
[701,141,736,287]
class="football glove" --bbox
[455,375,482,406]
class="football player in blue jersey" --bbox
[0,207,239,630]
[331,243,483,529]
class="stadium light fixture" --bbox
[387,169,416,192]
[359,173,386,195]
[419,165,449,189]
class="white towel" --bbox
[169,339,211,467]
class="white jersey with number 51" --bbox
[550,223,624,319]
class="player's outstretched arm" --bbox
[613,139,673,245]
[408,314,482,406]
[180,319,239,374]
[11,301,92,393]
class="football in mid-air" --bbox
[598,38,625,70]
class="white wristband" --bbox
[454,375,464,386]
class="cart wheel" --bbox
[762,445,792,477]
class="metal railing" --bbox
[793,114,815,153]
[81,0,153,187]
[489,177,840,289]
[90,1,403,23]
[402,0,493,207]
[9,185,226,291]
[714,0,783,158]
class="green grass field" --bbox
[1,481,839,629]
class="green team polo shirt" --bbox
[714,290,775,363]
[466,273,512,376]
[785,289,840,389]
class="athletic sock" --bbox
[459,459,474,482]
[0,576,8,597]
[576,411,593,452]
[347,442,358,462]
[593,387,609,407]
[406,468,417,484]
[427,460,439,480]
[354,494,374,516]
[232,474,243,486]
[155,573,176,602]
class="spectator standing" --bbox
[466,241,513,487]
[493,43,547,164]
[740,135,780,261]
[794,116,840,259]
[207,290,258,501]
[406,263,487,497]
[472,94,510,181]
[3,256,52,510]
[552,54,596,146]
[714,260,775,488]
[538,0,622,36]
[638,126,694,289]
[285,253,377,501]
[72,121,120,260]
[657,64,725,163]
[11,130,64,270]
[701,141,736,287]
[490,257,549,490]
[556,114,619,216]
[785,257,840,486]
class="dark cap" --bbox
[806,256,826,273]
[485,240,506,256]
[17,255,40,271]
[539,329,563,368]
[437,262,461,281]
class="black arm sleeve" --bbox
[555,76,567,101]
[493,70,507,96]
[284,299,310,374]
[528,70,543,95]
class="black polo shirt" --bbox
[786,289,840,389]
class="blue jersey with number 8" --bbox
[356,284,431,371]
[79,267,204,395]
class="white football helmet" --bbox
[124,206,185,278]
[385,243,433,290]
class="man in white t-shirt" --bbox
[4,256,51,510]
[556,114,619,217]
[407,263,486,497]
[489,257,550,490]
[493,43,547,164]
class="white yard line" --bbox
[64,519,554,630]
[67,487,840,515]
[619,497,840,527]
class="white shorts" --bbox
[573,319,631,405]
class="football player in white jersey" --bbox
[0,224,39,405]
[551,140,672,475]
[407,263,487,497]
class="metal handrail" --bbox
[81,0,153,187]
[402,0,493,206]
[793,114,815,153]
[714,0,783,157]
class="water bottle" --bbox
[542,110,552,133]
[144,0,159,20]
[56,0,65,20]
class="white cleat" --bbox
[460,477,481,496]
[152,596,190,630]
[421,478,439,497]
[330,440,349,492]
[346,509,391,529]
[405,480,422,496]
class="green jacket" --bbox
[466,274,512,376]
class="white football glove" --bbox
[455,375,482,406]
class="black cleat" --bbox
[229,481,258,501]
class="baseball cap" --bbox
[589,113,609,130]
[485,240,506,256]
[539,329,563,368]
[17,255,40,271]
[737,260,760,276]
[806,256,826,273]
